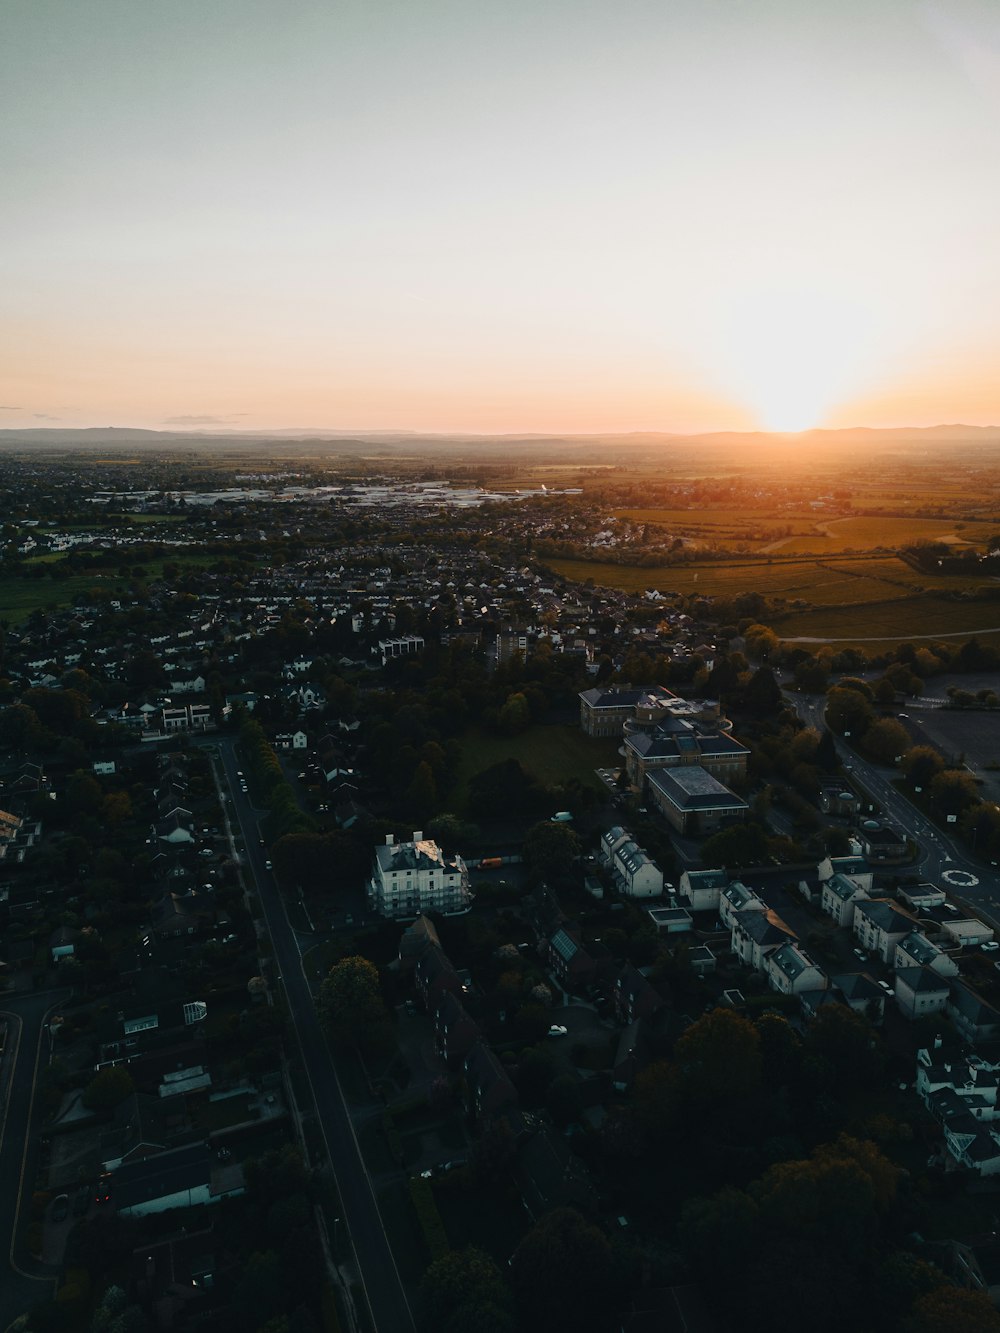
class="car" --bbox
[420,1159,466,1179]
[878,979,893,993]
[94,1176,112,1205]
[236,770,244,777]
[264,859,272,871]
[50,1194,70,1223]
[198,848,213,858]
[547,1024,568,1037]
[853,948,868,962]
[982,941,1000,952]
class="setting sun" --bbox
[707,286,883,435]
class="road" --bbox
[786,691,1000,920]
[0,991,70,1332]
[215,739,415,1333]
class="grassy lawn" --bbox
[451,722,621,813]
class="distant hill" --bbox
[1,423,999,453]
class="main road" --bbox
[0,990,70,1332]
[786,690,1000,919]
[215,738,415,1333]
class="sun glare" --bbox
[713,287,879,434]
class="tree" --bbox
[900,746,945,789]
[420,1247,513,1332]
[815,727,839,773]
[405,760,439,822]
[509,1208,619,1333]
[498,692,531,736]
[906,1286,1000,1333]
[82,1067,134,1110]
[672,1008,762,1114]
[744,665,783,716]
[862,718,911,765]
[317,956,389,1048]
[825,686,875,739]
[521,821,580,881]
[804,1003,883,1095]
[928,768,980,818]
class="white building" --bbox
[368,832,471,919]
[611,840,664,898]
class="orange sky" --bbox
[3,0,1000,435]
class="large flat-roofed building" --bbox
[647,765,748,836]
[368,831,471,920]
[578,685,729,738]
[624,722,749,792]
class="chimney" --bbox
[413,830,423,843]
[385,833,394,847]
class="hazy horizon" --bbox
[4,1,1000,436]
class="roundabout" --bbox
[942,868,980,888]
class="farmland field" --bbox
[774,595,1000,648]
[543,553,988,604]
[768,515,994,553]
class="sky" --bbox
[2,0,1000,436]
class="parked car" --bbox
[548,1024,568,1037]
[853,948,868,962]
[982,941,1000,952]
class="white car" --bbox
[982,941,1000,952]
[547,1024,568,1038]
[264,860,273,872]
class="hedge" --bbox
[408,1176,450,1261]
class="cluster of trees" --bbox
[240,719,314,842]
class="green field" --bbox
[0,574,125,624]
[451,723,621,813]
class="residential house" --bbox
[731,908,797,972]
[611,840,664,898]
[820,872,870,928]
[433,992,480,1065]
[368,831,471,919]
[950,1235,1000,1307]
[894,931,959,978]
[678,868,727,914]
[464,1040,518,1123]
[817,854,874,891]
[547,927,597,989]
[114,1144,245,1217]
[719,880,765,930]
[612,964,663,1024]
[852,899,918,963]
[893,967,951,1021]
[829,973,885,1020]
[765,942,826,996]
[948,981,1000,1045]
[599,825,630,867]
[415,945,465,1012]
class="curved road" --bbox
[216,739,415,1333]
[787,690,1000,917]
[0,990,70,1331]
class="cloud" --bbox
[34,413,60,420]
[0,405,21,410]
[163,414,236,427]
